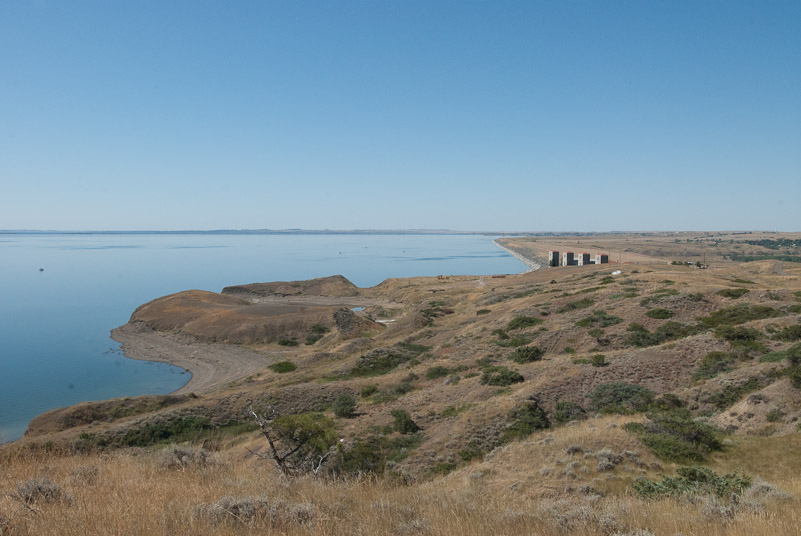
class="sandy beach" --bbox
[111,322,276,395]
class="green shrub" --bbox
[590,354,606,367]
[476,309,491,315]
[646,308,674,319]
[575,310,622,328]
[706,377,762,410]
[332,394,357,418]
[633,466,750,499]
[694,351,736,380]
[698,303,782,328]
[552,401,587,425]
[714,325,767,352]
[360,385,378,397]
[590,382,653,414]
[480,366,524,386]
[507,316,543,330]
[624,407,722,463]
[774,325,801,342]
[390,409,420,434]
[441,403,472,418]
[557,298,595,313]
[496,335,532,348]
[500,400,549,443]
[626,322,701,347]
[717,288,750,299]
[350,343,429,376]
[269,361,297,373]
[425,366,451,379]
[277,338,299,347]
[766,408,784,423]
[509,346,545,364]
[332,432,423,475]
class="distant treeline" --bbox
[729,254,801,263]
[742,239,801,250]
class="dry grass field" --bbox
[3,231,801,535]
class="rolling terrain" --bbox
[2,232,801,535]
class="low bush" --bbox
[425,366,451,379]
[480,366,524,386]
[705,377,762,410]
[509,346,545,364]
[476,309,491,315]
[500,400,550,443]
[624,407,723,463]
[694,351,736,380]
[277,338,299,347]
[507,316,543,330]
[332,394,357,418]
[269,361,297,373]
[360,385,378,397]
[774,324,801,342]
[590,354,606,367]
[13,477,70,505]
[646,308,674,319]
[575,310,622,328]
[698,303,782,327]
[552,400,587,425]
[590,382,653,414]
[495,335,532,348]
[626,322,701,347]
[717,288,750,299]
[557,298,594,313]
[390,409,420,434]
[350,343,429,376]
[714,325,767,353]
[633,466,750,499]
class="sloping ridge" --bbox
[222,275,360,297]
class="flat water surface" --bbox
[0,233,524,441]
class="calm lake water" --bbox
[0,233,525,442]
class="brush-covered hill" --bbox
[4,238,801,535]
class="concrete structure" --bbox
[548,250,560,267]
[578,252,592,266]
[561,252,576,266]
[595,254,609,264]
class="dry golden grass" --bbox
[2,417,800,535]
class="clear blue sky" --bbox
[1,1,799,232]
